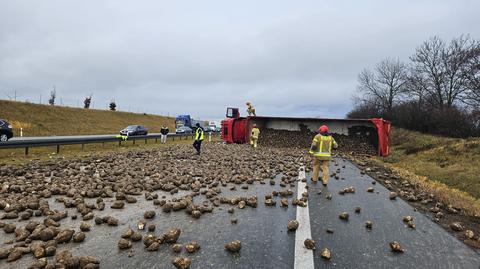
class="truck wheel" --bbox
[0,134,8,142]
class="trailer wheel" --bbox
[0,134,8,142]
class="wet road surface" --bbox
[308,158,479,269]
[1,158,478,269]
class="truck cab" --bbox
[221,108,248,143]
[175,115,192,128]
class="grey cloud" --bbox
[1,0,479,120]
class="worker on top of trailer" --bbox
[193,123,205,155]
[309,125,338,185]
[250,124,260,148]
[246,102,256,116]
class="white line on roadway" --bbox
[294,167,315,269]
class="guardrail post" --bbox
[56,145,60,154]
[81,144,84,151]
[173,136,175,141]
[119,141,121,147]
[25,147,29,155]
[133,140,136,145]
[155,138,158,143]
[145,139,147,144]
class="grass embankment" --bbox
[380,128,480,216]
[0,100,175,136]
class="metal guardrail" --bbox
[0,133,199,155]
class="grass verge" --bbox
[379,128,480,216]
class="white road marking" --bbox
[294,167,315,269]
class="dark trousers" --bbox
[193,140,203,154]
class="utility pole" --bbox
[39,94,42,104]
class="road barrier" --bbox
[0,133,208,155]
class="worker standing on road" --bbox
[309,125,338,186]
[193,123,205,155]
[250,124,260,148]
[246,102,256,116]
[160,125,169,144]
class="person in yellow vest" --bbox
[250,124,260,148]
[246,102,256,116]
[193,123,205,155]
[309,125,338,185]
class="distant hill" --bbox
[0,100,175,137]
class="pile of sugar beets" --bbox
[0,125,382,269]
[257,126,378,156]
[0,141,312,269]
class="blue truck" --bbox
[175,115,206,130]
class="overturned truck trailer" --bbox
[221,107,391,156]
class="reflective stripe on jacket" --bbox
[251,128,260,139]
[195,128,205,141]
[309,134,337,158]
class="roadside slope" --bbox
[0,100,175,136]
[384,128,480,200]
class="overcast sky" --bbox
[1,0,479,120]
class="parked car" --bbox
[176,126,193,134]
[0,119,13,142]
[119,125,148,136]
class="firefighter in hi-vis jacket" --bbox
[309,125,338,185]
[246,102,256,116]
[250,124,260,148]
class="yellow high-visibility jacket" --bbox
[251,128,260,139]
[309,134,338,160]
[195,128,204,141]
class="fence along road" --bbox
[0,132,199,155]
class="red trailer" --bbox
[221,107,391,156]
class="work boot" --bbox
[322,181,328,186]
[311,178,318,182]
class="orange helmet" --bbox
[319,125,328,133]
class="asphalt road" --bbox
[1,158,478,269]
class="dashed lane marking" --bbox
[294,167,315,269]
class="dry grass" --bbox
[379,127,480,216]
[0,100,175,136]
[372,158,480,217]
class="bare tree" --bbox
[405,69,429,107]
[84,94,92,109]
[356,58,407,116]
[462,44,480,107]
[48,88,56,106]
[109,100,116,111]
[410,35,476,109]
